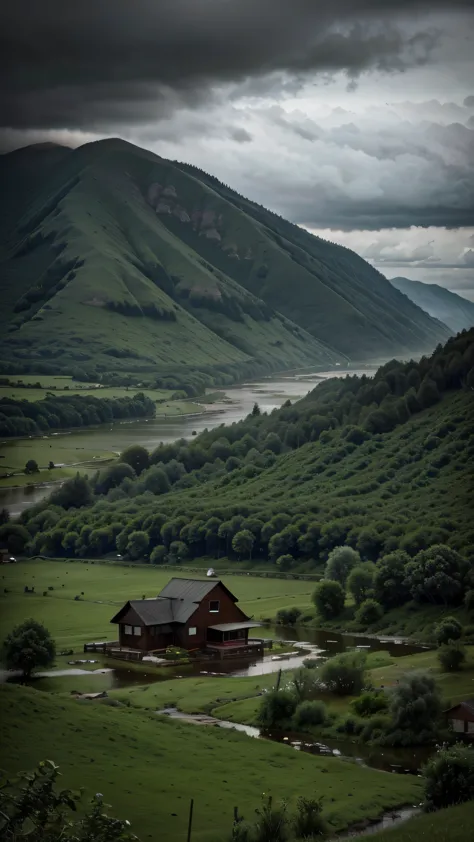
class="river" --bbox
[0,365,377,515]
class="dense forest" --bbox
[1,330,472,619]
[0,392,156,437]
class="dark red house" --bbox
[444,698,474,737]
[110,577,261,656]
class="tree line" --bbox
[0,392,156,437]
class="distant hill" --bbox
[390,276,474,334]
[0,138,449,391]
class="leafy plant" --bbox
[0,759,139,841]
[437,642,466,672]
[253,795,290,842]
[423,744,474,811]
[293,796,326,838]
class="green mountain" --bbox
[390,276,474,335]
[0,138,449,390]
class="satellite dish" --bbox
[206,568,216,577]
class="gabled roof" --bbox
[110,578,242,628]
[158,577,238,603]
[110,597,197,627]
[444,698,474,715]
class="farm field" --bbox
[0,684,421,842]
[0,559,316,649]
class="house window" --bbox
[123,624,141,636]
[209,600,220,613]
[188,627,197,636]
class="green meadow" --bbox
[0,685,421,842]
[0,559,315,649]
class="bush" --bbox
[3,619,56,678]
[351,690,388,718]
[293,796,326,839]
[423,743,474,811]
[276,607,302,626]
[388,671,441,744]
[356,599,383,625]
[320,651,367,696]
[437,642,466,672]
[253,795,290,842]
[435,616,463,646]
[257,690,297,729]
[312,580,345,620]
[293,700,327,728]
[464,590,474,612]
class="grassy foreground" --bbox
[0,560,315,649]
[0,684,421,842]
[367,802,474,842]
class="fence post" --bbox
[186,798,194,842]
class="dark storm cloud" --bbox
[1,0,472,130]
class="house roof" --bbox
[111,578,242,628]
[444,698,474,715]
[158,577,238,603]
[110,597,197,627]
[209,621,260,632]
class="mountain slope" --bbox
[21,328,474,568]
[390,276,474,334]
[0,138,449,388]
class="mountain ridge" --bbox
[389,276,474,335]
[0,138,450,391]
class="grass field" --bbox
[0,559,316,649]
[210,646,474,727]
[0,375,176,403]
[0,684,421,842]
[367,802,474,842]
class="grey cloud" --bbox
[1,1,473,130]
[229,128,253,143]
[464,95,474,107]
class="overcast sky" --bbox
[1,1,473,299]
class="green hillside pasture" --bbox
[0,376,175,402]
[0,559,315,649]
[364,802,474,842]
[0,685,421,842]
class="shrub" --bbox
[356,599,383,625]
[312,580,345,620]
[3,619,56,678]
[437,642,466,672]
[423,744,474,811]
[253,795,290,842]
[257,690,297,729]
[388,671,441,744]
[464,590,474,612]
[320,651,367,696]
[351,690,388,718]
[276,607,302,626]
[293,796,326,839]
[435,616,463,646]
[293,700,327,728]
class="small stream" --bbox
[158,707,431,775]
